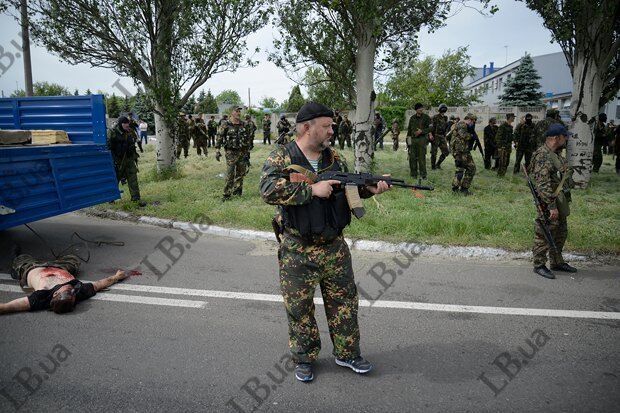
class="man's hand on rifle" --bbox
[366,177,391,195]
[310,180,340,198]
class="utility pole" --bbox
[247,88,251,110]
[504,45,508,66]
[20,0,34,96]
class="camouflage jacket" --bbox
[216,120,250,151]
[263,119,271,132]
[495,122,513,149]
[530,144,573,216]
[407,113,431,140]
[259,144,373,241]
[514,122,537,152]
[277,119,291,134]
[536,117,565,147]
[338,120,353,136]
[431,113,448,138]
[192,122,208,140]
[391,122,400,135]
[207,120,218,134]
[246,120,257,139]
[108,125,140,162]
[450,121,472,155]
[483,124,498,144]
[177,118,190,143]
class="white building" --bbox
[465,52,619,123]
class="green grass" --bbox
[102,141,620,254]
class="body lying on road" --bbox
[0,253,128,315]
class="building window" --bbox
[616,105,620,119]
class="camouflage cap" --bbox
[546,108,558,117]
[464,113,475,120]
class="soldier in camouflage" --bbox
[513,113,537,174]
[192,116,209,156]
[338,113,353,149]
[430,104,450,169]
[175,114,190,159]
[406,103,431,179]
[592,113,610,173]
[259,102,390,382]
[450,113,476,195]
[535,109,564,148]
[483,117,498,170]
[216,106,251,200]
[263,114,272,145]
[530,124,577,279]
[390,119,400,151]
[496,113,515,177]
[207,115,218,147]
[108,116,146,207]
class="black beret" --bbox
[118,116,130,124]
[414,103,423,110]
[296,102,334,123]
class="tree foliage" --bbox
[498,54,544,106]
[216,89,243,105]
[382,47,479,107]
[521,0,619,110]
[304,67,350,110]
[259,96,279,109]
[285,85,305,112]
[25,0,269,171]
[11,81,71,97]
[106,93,121,118]
[197,89,219,113]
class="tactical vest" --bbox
[221,121,247,150]
[281,141,351,240]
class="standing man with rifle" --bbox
[528,124,577,279]
[259,102,390,383]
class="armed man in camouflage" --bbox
[216,106,251,200]
[406,103,431,179]
[192,117,209,156]
[593,113,610,173]
[536,108,564,148]
[175,113,190,159]
[496,113,515,177]
[263,113,272,145]
[450,113,476,195]
[430,104,450,169]
[483,117,498,170]
[207,115,218,147]
[108,116,146,207]
[390,118,400,151]
[277,114,292,137]
[513,113,537,174]
[530,124,577,279]
[259,102,390,383]
[338,113,353,149]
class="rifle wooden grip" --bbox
[345,183,365,219]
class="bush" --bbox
[376,105,407,126]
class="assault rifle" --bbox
[523,164,558,253]
[275,129,294,145]
[318,171,434,219]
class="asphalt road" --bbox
[0,213,618,413]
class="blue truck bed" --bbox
[0,95,120,231]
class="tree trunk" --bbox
[154,102,175,172]
[567,53,603,188]
[352,27,376,173]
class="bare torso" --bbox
[27,267,75,291]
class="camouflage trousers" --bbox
[497,147,511,176]
[11,254,81,288]
[278,235,360,363]
[408,138,428,178]
[223,149,247,197]
[430,135,450,168]
[392,133,399,151]
[115,157,141,201]
[176,139,190,158]
[338,133,352,150]
[513,148,533,174]
[592,144,603,172]
[533,217,567,267]
[195,138,208,156]
[452,152,476,189]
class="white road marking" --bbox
[1,275,618,320]
[0,284,206,309]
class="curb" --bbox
[84,209,592,262]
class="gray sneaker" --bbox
[295,363,314,382]
[335,356,373,374]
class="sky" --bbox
[0,0,561,104]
